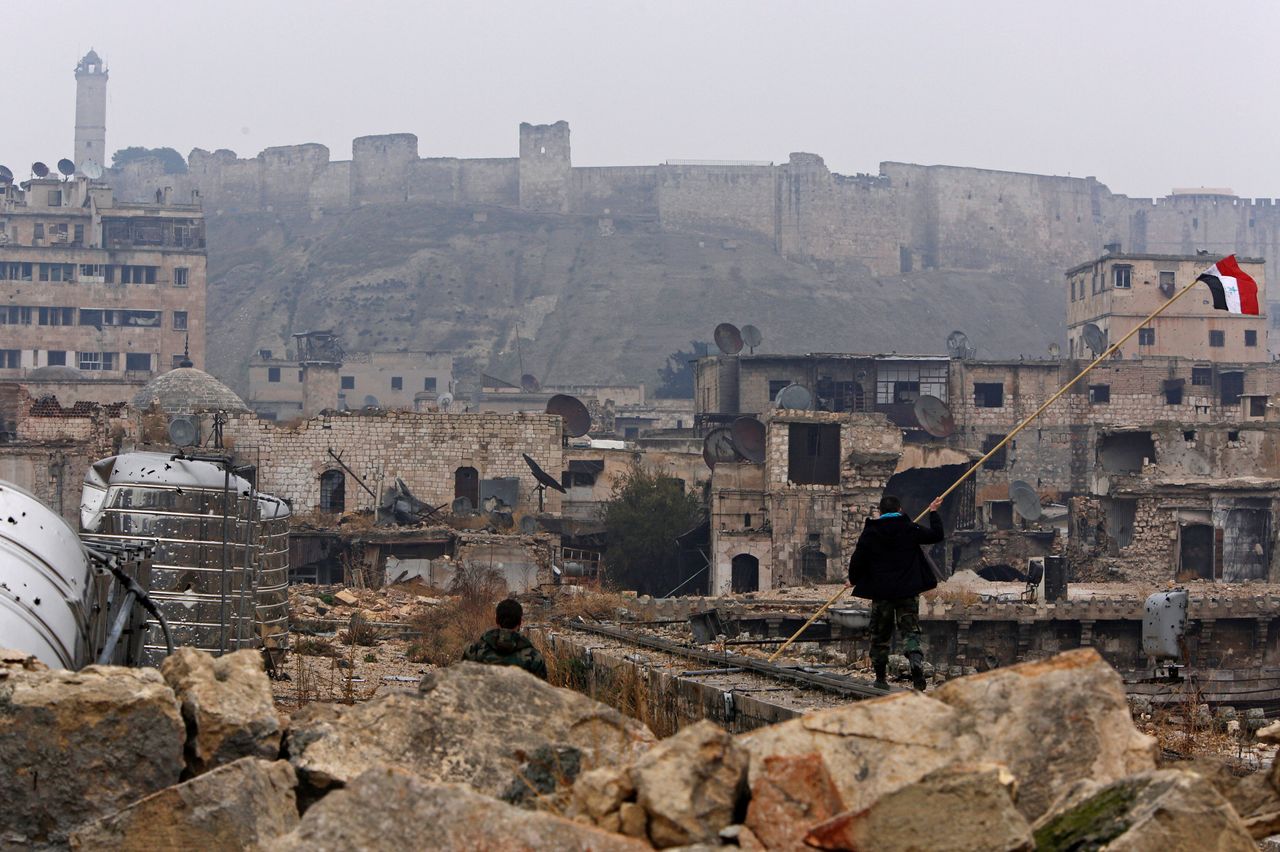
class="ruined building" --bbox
[0,175,207,379]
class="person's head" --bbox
[495,598,523,630]
[878,495,902,515]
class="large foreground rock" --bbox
[287,662,654,796]
[268,766,647,851]
[0,662,184,847]
[932,648,1157,819]
[161,647,282,774]
[744,752,844,850]
[70,757,298,850]
[739,648,1155,824]
[1032,769,1255,851]
[631,720,748,848]
[805,763,1032,852]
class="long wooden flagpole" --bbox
[768,277,1204,664]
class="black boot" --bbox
[873,662,889,691]
[908,651,927,691]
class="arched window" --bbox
[454,466,479,511]
[801,547,828,584]
[731,553,759,594]
[319,469,345,514]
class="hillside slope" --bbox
[204,203,1066,394]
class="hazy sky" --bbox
[6,0,1278,199]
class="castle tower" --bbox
[518,121,571,213]
[74,49,108,174]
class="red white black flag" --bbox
[1197,255,1260,315]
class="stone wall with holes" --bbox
[219,410,563,516]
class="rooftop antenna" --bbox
[913,395,956,437]
[31,162,49,178]
[57,159,76,179]
[741,324,763,354]
[523,453,566,512]
[946,330,974,360]
[81,162,104,180]
[0,165,12,185]
[1082,323,1107,357]
[545,394,591,440]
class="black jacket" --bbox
[848,511,945,601]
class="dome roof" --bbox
[26,366,84,381]
[131,368,248,415]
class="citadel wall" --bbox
[103,122,1280,282]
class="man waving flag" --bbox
[1197,255,1260,315]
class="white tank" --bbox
[0,480,94,668]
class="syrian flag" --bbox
[1197,255,1260,315]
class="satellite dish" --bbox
[730,416,766,463]
[451,496,474,514]
[776,384,813,410]
[1009,480,1043,521]
[82,162,104,180]
[546,394,591,438]
[166,415,200,448]
[913,395,956,438]
[31,162,49,178]
[437,392,454,409]
[57,159,75,177]
[523,453,567,493]
[714,323,744,355]
[1048,342,1061,359]
[520,373,541,392]
[520,515,540,535]
[702,426,742,470]
[946,330,973,359]
[1082,323,1107,357]
[0,166,12,184]
[741,325,763,353]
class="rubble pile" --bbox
[4,645,1280,850]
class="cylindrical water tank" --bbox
[256,493,291,662]
[0,480,94,668]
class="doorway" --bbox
[731,553,759,593]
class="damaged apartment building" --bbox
[695,251,1280,591]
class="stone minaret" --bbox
[74,50,108,174]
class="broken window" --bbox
[0,350,18,369]
[73,224,84,245]
[730,554,759,593]
[1209,330,1225,348]
[800,548,828,583]
[973,382,1004,408]
[1245,329,1258,347]
[1163,379,1184,405]
[1191,366,1212,386]
[1098,432,1155,474]
[125,353,152,372]
[1250,396,1266,417]
[37,307,73,326]
[1159,270,1176,294]
[0,306,31,325]
[1138,328,1155,346]
[981,434,1007,470]
[876,362,947,404]
[341,376,355,390]
[424,377,437,392]
[768,380,790,401]
[1177,523,1215,582]
[1112,265,1132,289]
[33,223,44,241]
[268,367,281,383]
[1228,430,1240,442]
[787,423,840,485]
[1103,498,1137,555]
[1088,384,1110,404]
[391,376,403,391]
[172,311,188,331]
[174,267,188,287]
[989,501,1014,530]
[46,350,66,366]
[1220,371,1244,406]
[319,470,346,513]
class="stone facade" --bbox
[708,411,902,594]
[219,410,562,516]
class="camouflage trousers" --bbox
[870,596,922,667]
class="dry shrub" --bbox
[534,633,676,738]
[549,588,631,622]
[924,588,981,607]
[406,563,506,666]
[293,636,338,657]
[340,613,382,646]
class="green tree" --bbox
[602,462,702,595]
[111,146,188,174]
[655,340,710,399]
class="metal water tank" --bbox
[256,493,291,663]
[0,480,95,668]
[82,452,259,665]
[1142,590,1188,661]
